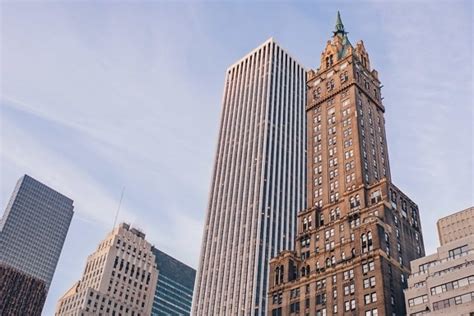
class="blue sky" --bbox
[1,1,472,315]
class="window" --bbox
[316,293,327,305]
[362,260,375,274]
[408,295,428,307]
[290,302,300,314]
[326,55,333,68]
[350,195,361,208]
[313,87,321,100]
[365,309,378,316]
[327,79,335,91]
[448,245,469,259]
[430,275,474,295]
[344,283,355,295]
[432,291,474,311]
[344,269,354,280]
[362,231,374,253]
[370,190,382,204]
[340,71,348,83]
[275,265,284,285]
[364,292,377,305]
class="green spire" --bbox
[333,11,347,37]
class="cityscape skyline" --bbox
[1,2,472,315]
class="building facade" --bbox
[405,208,474,316]
[55,223,158,316]
[0,174,73,314]
[0,174,74,289]
[151,248,195,316]
[193,38,307,315]
[0,263,47,316]
[268,13,425,316]
[437,206,474,246]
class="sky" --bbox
[1,1,472,315]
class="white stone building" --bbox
[55,223,158,316]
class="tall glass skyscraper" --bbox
[151,248,196,316]
[0,174,74,289]
[192,38,307,315]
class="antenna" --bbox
[113,186,125,230]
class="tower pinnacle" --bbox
[333,11,347,37]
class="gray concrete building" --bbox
[405,207,474,316]
[192,38,307,315]
[0,174,74,289]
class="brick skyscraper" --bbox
[268,12,425,316]
[193,38,307,315]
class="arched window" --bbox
[275,266,280,285]
[280,265,284,284]
[361,233,367,253]
[367,231,373,251]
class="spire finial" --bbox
[333,11,346,37]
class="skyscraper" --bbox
[268,13,425,316]
[55,223,158,316]
[0,174,74,288]
[151,248,196,315]
[193,38,307,315]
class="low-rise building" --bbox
[405,207,474,316]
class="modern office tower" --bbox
[405,207,474,316]
[193,38,307,315]
[0,174,74,288]
[55,223,158,316]
[0,174,74,314]
[268,12,425,316]
[151,248,196,315]
[437,206,474,246]
[0,263,47,315]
